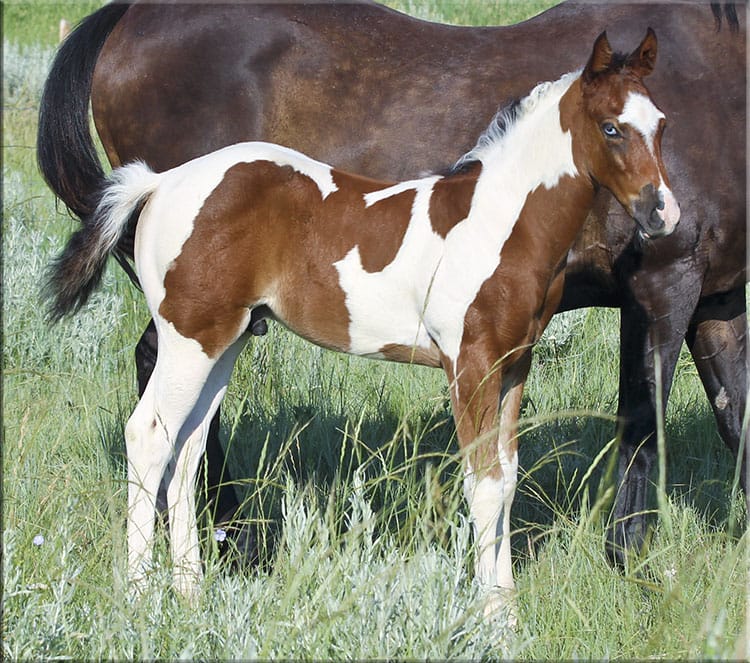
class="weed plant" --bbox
[3,2,747,659]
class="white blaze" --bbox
[618,92,680,232]
[618,92,664,154]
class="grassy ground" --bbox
[3,1,747,659]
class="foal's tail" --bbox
[44,163,161,322]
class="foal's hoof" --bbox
[173,568,202,605]
[483,586,518,630]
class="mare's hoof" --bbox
[213,515,262,570]
[605,516,649,569]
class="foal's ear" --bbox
[626,28,658,77]
[583,31,613,82]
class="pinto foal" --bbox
[47,31,678,620]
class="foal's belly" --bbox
[270,280,443,369]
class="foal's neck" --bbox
[458,96,591,233]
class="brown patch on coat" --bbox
[159,160,418,358]
[160,161,347,356]
[377,342,441,367]
[330,170,415,273]
[428,167,480,238]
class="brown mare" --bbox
[46,32,679,618]
[37,1,747,566]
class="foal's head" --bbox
[566,29,680,238]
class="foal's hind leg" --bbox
[125,374,171,590]
[126,325,244,598]
[126,347,216,593]
[136,320,246,566]
[163,336,248,597]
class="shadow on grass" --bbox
[174,387,743,572]
[95,335,743,575]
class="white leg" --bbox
[126,377,171,591]
[492,381,522,624]
[464,469,503,588]
[125,324,228,597]
[165,337,247,598]
[495,440,518,593]
[463,381,522,625]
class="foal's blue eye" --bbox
[602,122,621,138]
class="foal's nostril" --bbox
[656,192,665,211]
[649,207,665,229]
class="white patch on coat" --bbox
[715,386,729,411]
[363,178,434,208]
[335,73,579,365]
[335,177,443,359]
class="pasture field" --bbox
[3,1,747,659]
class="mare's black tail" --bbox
[37,2,131,221]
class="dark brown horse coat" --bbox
[38,0,747,563]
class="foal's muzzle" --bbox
[631,183,680,239]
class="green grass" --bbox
[3,1,747,659]
[2,1,104,45]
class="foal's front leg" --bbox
[494,379,524,597]
[444,348,524,625]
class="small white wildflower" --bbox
[214,528,227,543]
[32,534,44,546]
[664,567,676,581]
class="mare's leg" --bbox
[136,320,245,557]
[609,269,700,564]
[686,287,748,497]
